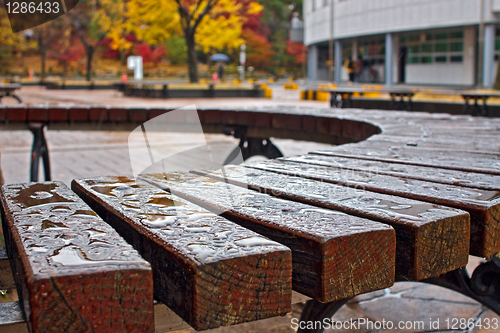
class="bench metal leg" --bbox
[480,99,489,117]
[297,298,352,333]
[297,255,500,333]
[224,137,283,164]
[330,93,342,108]
[223,126,283,164]
[10,94,22,104]
[330,93,336,108]
[423,255,500,316]
[28,123,51,182]
[0,94,22,104]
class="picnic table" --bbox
[0,105,500,332]
[460,91,500,117]
[0,84,22,104]
[328,87,415,110]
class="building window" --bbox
[312,0,316,11]
[401,29,464,64]
[494,28,500,59]
[358,38,385,62]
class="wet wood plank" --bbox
[0,181,154,333]
[192,165,470,280]
[312,146,500,175]
[249,158,500,258]
[286,154,500,191]
[72,176,292,330]
[140,172,396,302]
[0,247,15,290]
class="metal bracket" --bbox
[223,126,283,164]
[297,298,351,333]
[390,93,414,111]
[28,123,51,182]
[423,255,500,315]
[297,254,500,333]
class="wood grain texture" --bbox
[140,172,396,302]
[312,147,500,175]
[194,165,470,281]
[253,158,498,258]
[72,176,292,330]
[286,154,500,191]
[0,181,154,333]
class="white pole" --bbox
[240,44,246,81]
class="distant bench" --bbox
[0,84,22,104]
[1,106,500,332]
[328,87,415,110]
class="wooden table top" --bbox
[1,104,499,332]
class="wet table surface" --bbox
[1,103,500,332]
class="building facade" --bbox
[304,0,500,86]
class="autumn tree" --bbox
[0,8,36,72]
[257,0,305,75]
[117,0,261,82]
[67,0,124,81]
[49,31,85,79]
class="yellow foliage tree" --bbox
[116,0,262,82]
[0,10,37,74]
[95,0,133,53]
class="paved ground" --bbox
[1,86,499,332]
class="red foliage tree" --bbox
[134,43,167,65]
[242,29,275,68]
[286,40,307,64]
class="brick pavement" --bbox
[0,86,498,332]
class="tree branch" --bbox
[193,0,219,29]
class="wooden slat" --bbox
[312,147,500,175]
[192,165,470,281]
[250,158,500,258]
[364,134,500,153]
[72,176,292,330]
[0,302,28,333]
[140,172,396,302]
[287,154,500,191]
[0,181,154,333]
[0,246,15,290]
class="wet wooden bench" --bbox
[1,105,500,332]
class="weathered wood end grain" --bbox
[72,176,292,330]
[257,157,499,258]
[0,181,154,333]
[140,172,396,302]
[194,165,470,281]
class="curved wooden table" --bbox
[0,104,499,332]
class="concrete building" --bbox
[304,0,500,87]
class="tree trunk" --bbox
[121,50,127,66]
[63,60,67,80]
[185,31,198,83]
[86,46,94,82]
[40,47,46,83]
